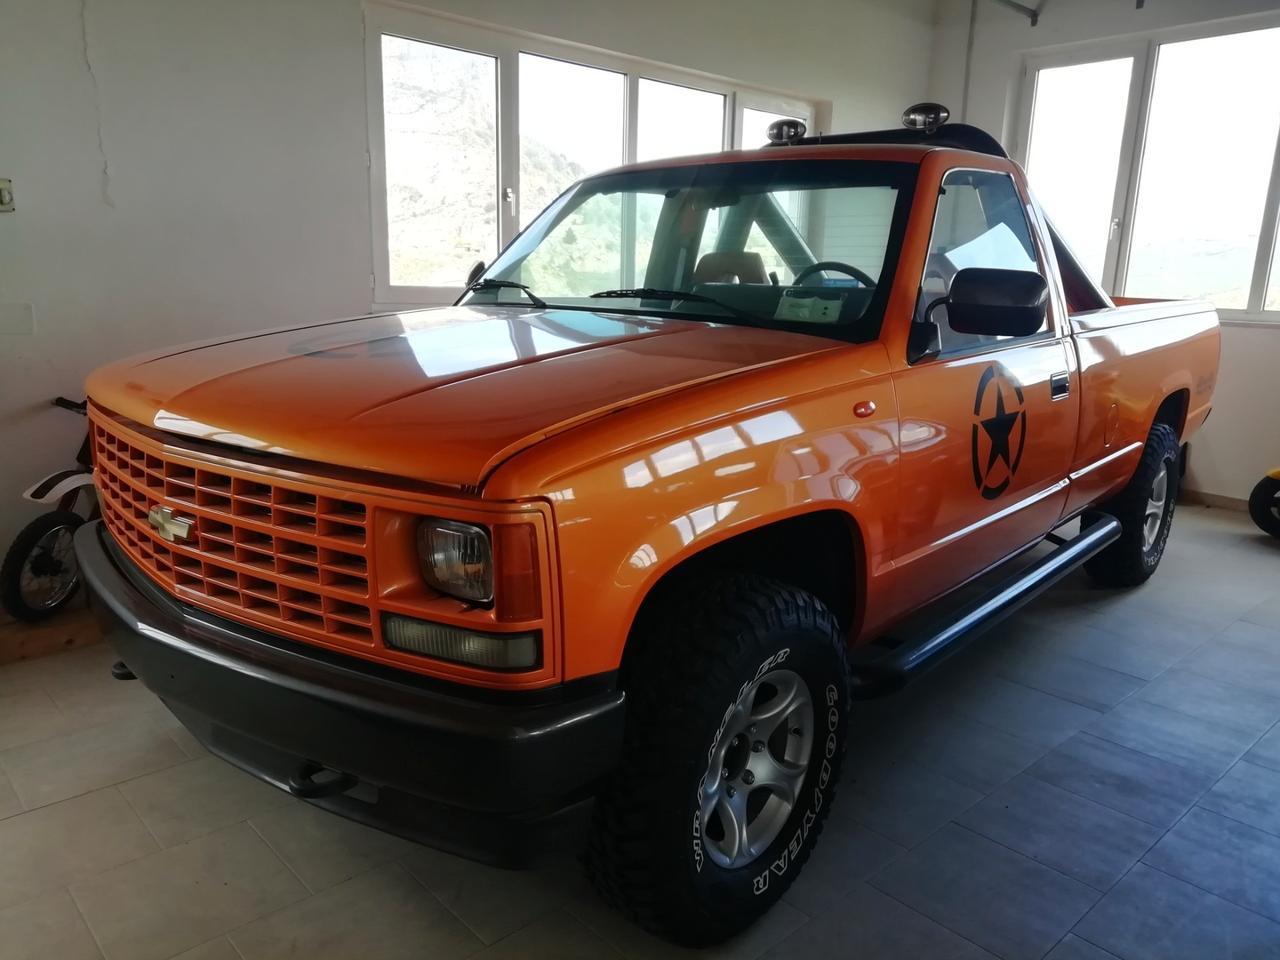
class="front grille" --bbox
[92,414,375,649]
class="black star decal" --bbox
[981,385,1020,476]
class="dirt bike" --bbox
[1,398,97,621]
[1251,468,1280,539]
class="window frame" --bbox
[912,166,1057,363]
[1013,40,1148,294]
[1012,12,1280,323]
[364,2,819,308]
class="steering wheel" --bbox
[792,260,877,288]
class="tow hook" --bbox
[287,761,359,799]
[111,660,136,681]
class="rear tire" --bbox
[1249,476,1280,539]
[1,510,85,622]
[586,575,851,946]
[1085,423,1180,587]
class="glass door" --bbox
[517,53,626,230]
[378,35,501,297]
[1119,27,1280,310]
[1016,46,1146,291]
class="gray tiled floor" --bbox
[1,505,1278,959]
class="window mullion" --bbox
[1247,124,1280,313]
[724,90,737,151]
[1110,39,1157,298]
[364,20,392,304]
[621,73,640,286]
[624,73,640,165]
[497,43,521,248]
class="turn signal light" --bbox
[383,615,539,670]
[495,523,541,622]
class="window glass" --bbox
[744,222,792,284]
[371,11,820,299]
[630,193,667,286]
[1124,27,1280,308]
[636,79,725,162]
[519,53,626,229]
[475,159,915,341]
[817,186,898,281]
[740,107,806,228]
[922,169,1043,353]
[518,191,626,294]
[381,36,497,287]
[1025,57,1132,283]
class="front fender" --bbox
[531,387,901,681]
[23,469,94,504]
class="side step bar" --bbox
[851,513,1122,698]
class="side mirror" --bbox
[939,267,1048,338]
[465,260,487,287]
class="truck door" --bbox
[890,166,1080,612]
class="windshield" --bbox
[462,158,917,342]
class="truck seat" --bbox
[693,252,768,285]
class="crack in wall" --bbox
[79,0,114,208]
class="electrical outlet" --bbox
[0,179,12,212]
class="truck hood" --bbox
[87,306,841,488]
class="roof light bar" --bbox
[901,102,951,134]
[765,118,807,145]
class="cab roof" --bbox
[599,123,1010,179]
[775,122,1007,158]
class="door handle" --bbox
[1050,372,1070,400]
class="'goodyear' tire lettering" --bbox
[751,682,840,896]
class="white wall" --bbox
[0,0,933,550]
[1,0,372,553]
[928,0,1280,502]
[408,0,936,133]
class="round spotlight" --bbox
[902,102,951,134]
[766,118,807,144]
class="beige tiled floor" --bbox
[0,505,1278,959]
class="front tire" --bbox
[586,575,851,945]
[1250,475,1280,539]
[1085,423,1180,587]
[1,510,86,622]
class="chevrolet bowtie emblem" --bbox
[147,505,194,542]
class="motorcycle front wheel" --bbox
[1,511,86,622]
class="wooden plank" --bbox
[0,603,101,666]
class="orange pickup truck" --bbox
[76,109,1219,944]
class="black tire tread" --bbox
[585,574,849,945]
[1248,476,1280,539]
[1085,423,1180,587]
[1,510,85,622]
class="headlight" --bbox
[417,519,492,603]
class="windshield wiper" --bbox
[467,278,547,308]
[589,288,766,326]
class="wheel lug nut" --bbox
[791,727,802,736]
[726,786,735,797]
[751,741,765,753]
[742,771,755,785]
[748,724,757,734]
[721,767,730,779]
